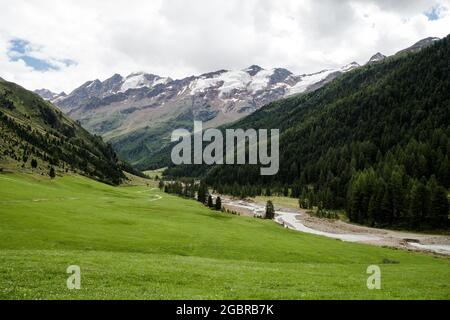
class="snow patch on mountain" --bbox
[286,62,359,96]
[119,73,170,92]
[248,69,274,93]
[218,70,252,96]
[287,70,334,96]
[189,76,222,95]
[189,67,275,97]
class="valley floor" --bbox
[220,195,450,255]
[0,172,449,299]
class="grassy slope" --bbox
[0,79,125,184]
[0,173,449,299]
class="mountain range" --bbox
[35,37,440,170]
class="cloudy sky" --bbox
[1,0,449,93]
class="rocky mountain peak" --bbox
[367,52,386,64]
[34,88,59,100]
[106,73,123,82]
[244,65,263,76]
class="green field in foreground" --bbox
[0,173,449,299]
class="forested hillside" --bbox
[165,36,450,230]
[0,79,126,185]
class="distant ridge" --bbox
[396,37,440,55]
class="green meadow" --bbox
[0,173,449,299]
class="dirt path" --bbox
[136,188,162,202]
[217,194,450,256]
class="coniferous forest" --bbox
[163,36,450,230]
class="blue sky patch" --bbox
[8,38,76,71]
[424,6,441,21]
[9,39,28,54]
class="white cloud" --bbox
[0,0,449,93]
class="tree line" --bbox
[161,179,223,211]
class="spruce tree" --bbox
[197,181,207,204]
[265,200,275,219]
[215,197,222,210]
[49,167,55,179]
[207,195,213,208]
[429,186,449,228]
[409,180,430,228]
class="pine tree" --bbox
[283,185,289,197]
[429,185,449,228]
[380,189,392,226]
[49,167,55,179]
[215,197,222,210]
[207,195,213,208]
[265,200,275,219]
[367,195,378,226]
[409,180,430,228]
[197,181,207,204]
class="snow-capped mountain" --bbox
[50,63,360,128]
[51,63,358,116]
[286,62,359,96]
[54,72,171,111]
[39,63,357,168]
